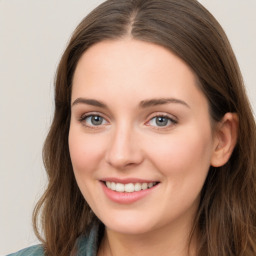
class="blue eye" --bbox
[82,115,107,127]
[148,116,176,127]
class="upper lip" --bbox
[100,178,159,184]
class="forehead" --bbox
[73,38,196,83]
[72,39,208,112]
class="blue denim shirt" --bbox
[7,221,101,256]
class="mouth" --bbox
[101,181,160,193]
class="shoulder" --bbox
[6,245,44,256]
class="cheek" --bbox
[146,127,213,178]
[68,127,106,174]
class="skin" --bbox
[69,39,237,256]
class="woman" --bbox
[9,0,256,255]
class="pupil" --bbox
[156,117,168,126]
[92,116,103,125]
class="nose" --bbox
[105,124,144,169]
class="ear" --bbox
[211,113,239,167]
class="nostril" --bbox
[105,134,144,168]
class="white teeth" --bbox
[141,183,148,190]
[124,183,134,192]
[110,182,116,191]
[105,181,157,193]
[134,183,141,191]
[106,181,111,188]
[148,182,153,188]
[115,183,125,192]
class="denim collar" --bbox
[76,220,104,256]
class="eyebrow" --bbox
[139,98,190,109]
[71,97,190,109]
[72,98,107,108]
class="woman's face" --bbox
[69,39,218,236]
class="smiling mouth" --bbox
[102,181,159,193]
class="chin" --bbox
[106,222,153,235]
[100,212,158,235]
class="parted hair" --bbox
[33,0,256,255]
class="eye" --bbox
[147,115,177,128]
[80,114,108,127]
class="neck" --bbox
[98,220,197,256]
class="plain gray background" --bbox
[0,0,255,254]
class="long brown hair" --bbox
[33,0,256,255]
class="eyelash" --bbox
[146,114,177,129]
[79,113,109,128]
[78,113,177,129]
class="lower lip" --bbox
[101,182,159,204]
